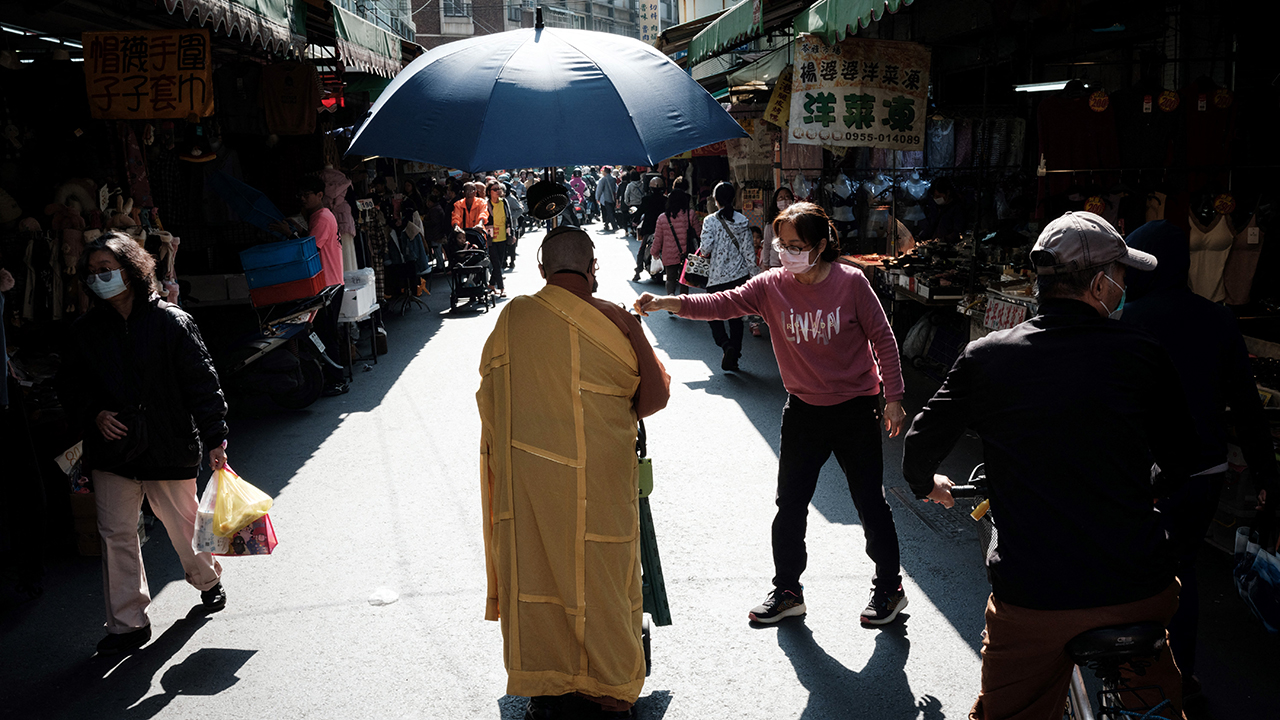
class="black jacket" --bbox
[902,298,1198,610]
[1122,220,1278,487]
[58,294,228,480]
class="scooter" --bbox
[217,285,343,409]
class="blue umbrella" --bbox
[347,14,747,172]
[206,171,287,235]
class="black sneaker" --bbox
[201,582,227,612]
[748,587,806,624]
[860,585,907,625]
[322,382,349,397]
[721,347,741,372]
[96,624,151,655]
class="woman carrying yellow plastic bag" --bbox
[212,465,272,537]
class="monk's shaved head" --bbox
[540,227,595,277]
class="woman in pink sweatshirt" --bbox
[635,202,909,627]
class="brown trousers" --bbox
[971,581,1183,720]
[94,470,222,633]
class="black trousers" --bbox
[601,203,617,230]
[317,285,345,384]
[1160,472,1225,678]
[772,394,902,595]
[487,242,508,290]
[705,277,747,354]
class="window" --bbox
[443,0,470,17]
[509,3,522,21]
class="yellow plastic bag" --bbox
[213,465,273,537]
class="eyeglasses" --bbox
[85,269,120,285]
[771,239,812,257]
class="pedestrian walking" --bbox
[761,187,794,272]
[623,170,644,238]
[56,232,231,655]
[484,182,516,296]
[688,182,755,370]
[649,183,701,300]
[902,212,1199,719]
[631,177,667,282]
[596,166,619,232]
[478,227,670,720]
[635,201,908,625]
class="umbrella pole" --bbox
[546,165,558,229]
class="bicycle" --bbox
[949,465,1177,720]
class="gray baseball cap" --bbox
[1031,211,1157,275]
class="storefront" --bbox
[0,0,418,579]
[673,0,1277,550]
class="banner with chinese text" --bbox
[788,37,929,150]
[763,65,793,128]
[639,1,661,44]
[83,29,214,120]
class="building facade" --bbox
[414,0,679,49]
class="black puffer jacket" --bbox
[58,293,228,479]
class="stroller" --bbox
[448,229,495,311]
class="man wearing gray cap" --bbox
[901,212,1199,718]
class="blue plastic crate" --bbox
[239,237,323,289]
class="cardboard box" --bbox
[183,274,230,303]
[225,274,250,300]
[339,284,376,320]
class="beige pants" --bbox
[93,470,222,633]
[341,232,358,274]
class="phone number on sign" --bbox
[794,128,923,145]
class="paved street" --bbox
[3,223,1277,720]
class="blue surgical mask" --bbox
[87,268,128,299]
[1101,273,1125,319]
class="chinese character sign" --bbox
[763,65,793,128]
[83,29,214,120]
[640,1,661,44]
[788,37,929,150]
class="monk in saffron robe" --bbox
[477,227,670,719]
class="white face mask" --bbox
[773,239,821,274]
[777,199,792,211]
[87,268,128,299]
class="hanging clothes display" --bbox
[1180,77,1236,193]
[1187,213,1235,302]
[259,61,322,136]
[1223,214,1264,306]
[926,117,957,167]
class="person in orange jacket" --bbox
[452,182,490,235]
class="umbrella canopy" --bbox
[347,24,747,172]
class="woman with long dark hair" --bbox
[692,182,755,370]
[57,232,231,655]
[760,186,795,272]
[649,182,702,300]
[634,202,908,627]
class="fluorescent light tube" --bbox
[1014,81,1071,93]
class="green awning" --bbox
[688,0,764,67]
[163,0,303,55]
[332,3,402,78]
[793,0,916,46]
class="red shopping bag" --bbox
[214,513,278,556]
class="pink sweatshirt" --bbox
[680,264,904,405]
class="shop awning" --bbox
[688,1,763,67]
[654,7,729,63]
[331,3,402,78]
[161,0,303,55]
[687,0,812,67]
[793,0,917,45]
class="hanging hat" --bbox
[179,114,218,163]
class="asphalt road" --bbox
[2,222,1276,720]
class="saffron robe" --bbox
[477,283,654,703]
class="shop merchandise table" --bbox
[338,303,380,382]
